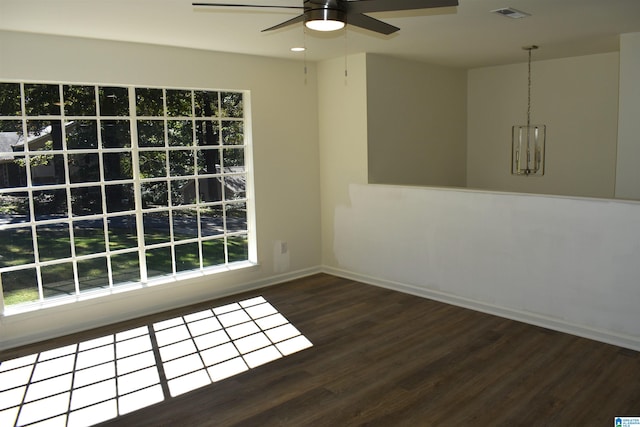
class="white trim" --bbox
[322,266,640,352]
[0,274,4,315]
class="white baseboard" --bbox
[3,265,638,353]
[322,266,640,352]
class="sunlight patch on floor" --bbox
[0,296,312,427]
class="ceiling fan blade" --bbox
[192,2,303,10]
[347,13,399,35]
[346,0,458,14]
[261,14,305,32]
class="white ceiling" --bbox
[1,0,640,68]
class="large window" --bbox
[0,82,254,312]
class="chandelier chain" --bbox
[524,45,538,127]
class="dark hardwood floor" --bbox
[2,274,639,426]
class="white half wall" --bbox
[331,183,640,351]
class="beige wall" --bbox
[317,54,369,267]
[467,53,619,198]
[366,54,467,187]
[616,32,640,200]
[0,30,322,349]
[363,52,621,199]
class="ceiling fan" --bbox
[192,0,459,35]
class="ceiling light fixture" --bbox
[193,0,459,35]
[512,45,545,176]
[304,8,345,32]
[290,46,306,52]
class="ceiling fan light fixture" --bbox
[305,20,344,31]
[193,0,459,35]
[304,8,345,32]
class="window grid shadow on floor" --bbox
[0,296,313,427]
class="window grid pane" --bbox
[0,82,251,310]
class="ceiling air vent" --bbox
[492,7,531,18]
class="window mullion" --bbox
[220,127,229,266]
[164,91,177,276]
[95,85,115,288]
[19,82,45,302]
[192,92,204,270]
[59,84,81,296]
[129,87,148,283]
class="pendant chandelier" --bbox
[512,45,546,176]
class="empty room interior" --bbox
[1,0,640,425]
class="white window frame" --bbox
[0,81,257,315]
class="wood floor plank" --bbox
[1,273,638,426]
